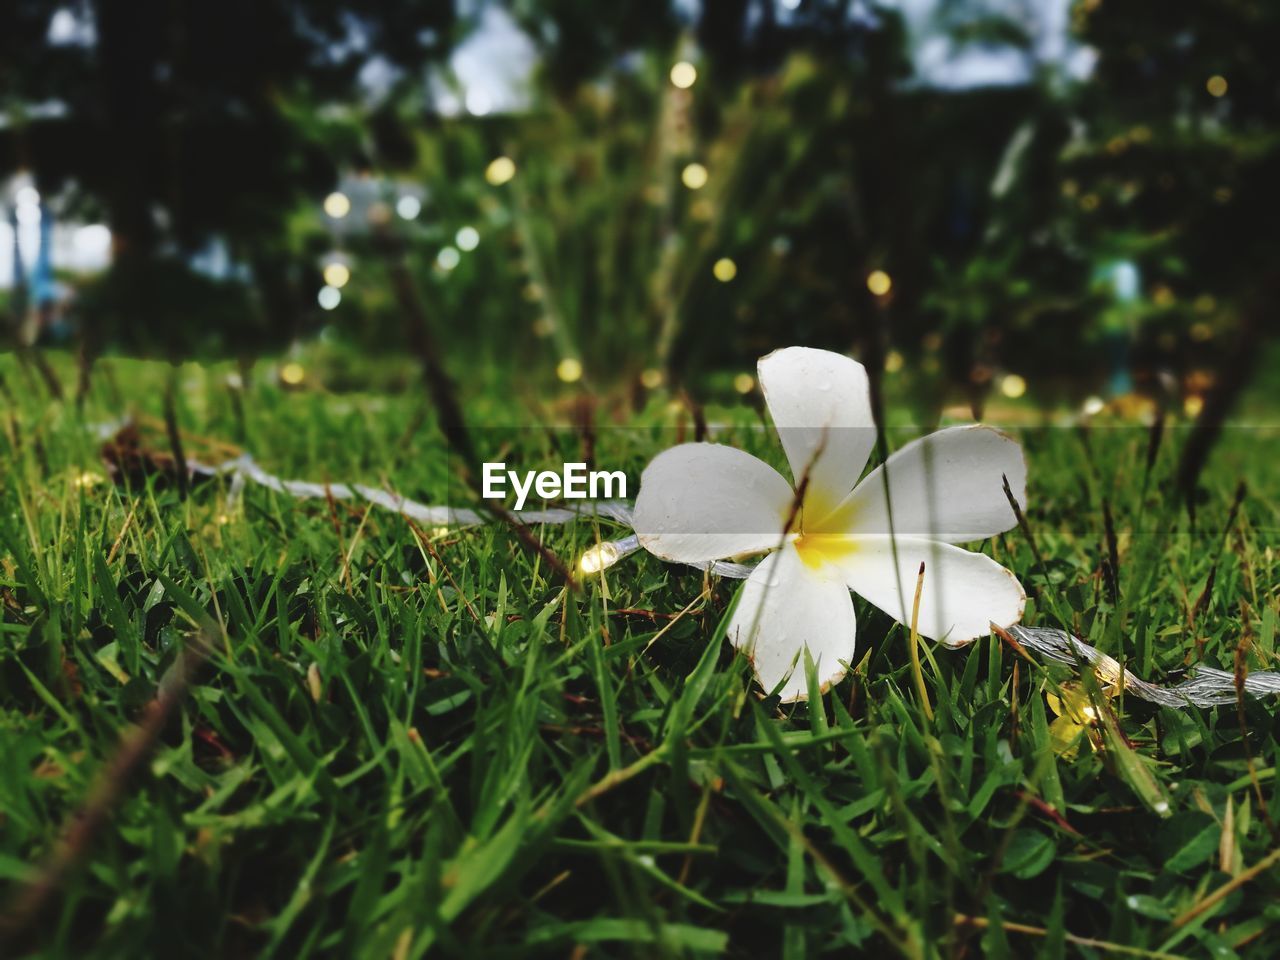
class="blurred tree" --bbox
[0,0,459,367]
[1062,0,1279,396]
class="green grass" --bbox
[1,351,1278,958]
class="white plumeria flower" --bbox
[633,346,1027,702]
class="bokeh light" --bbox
[1000,374,1027,399]
[486,156,517,186]
[280,363,306,385]
[456,226,480,251]
[1206,75,1228,97]
[733,373,755,394]
[437,247,461,271]
[317,286,342,310]
[713,258,737,282]
[396,195,422,220]
[557,358,584,383]
[466,89,493,116]
[866,270,892,296]
[640,368,664,389]
[669,62,697,89]
[322,262,350,289]
[323,192,351,219]
[681,163,709,190]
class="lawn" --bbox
[1,350,1278,958]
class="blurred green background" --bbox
[1,0,1275,413]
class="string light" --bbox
[557,358,583,383]
[323,192,351,219]
[681,163,708,190]
[866,270,892,296]
[713,258,737,282]
[322,262,350,288]
[580,542,622,575]
[486,156,516,186]
[669,61,697,89]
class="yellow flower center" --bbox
[790,496,859,571]
[793,530,859,570]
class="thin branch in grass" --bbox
[376,227,579,591]
[676,784,715,888]
[1170,844,1280,930]
[1175,289,1266,519]
[1002,472,1045,575]
[1010,789,1079,837]
[406,517,483,625]
[1232,625,1280,844]
[610,608,680,621]
[574,747,669,809]
[954,914,1183,959]
[0,631,213,949]
[1187,481,1246,654]
[19,346,63,401]
[1142,406,1165,491]
[1102,497,1120,605]
[572,393,597,469]
[990,622,1039,666]
[105,499,139,565]
[678,388,707,443]
[378,231,476,469]
[492,503,579,591]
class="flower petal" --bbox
[757,347,876,517]
[633,443,796,563]
[833,536,1024,647]
[728,544,856,701]
[829,425,1026,542]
